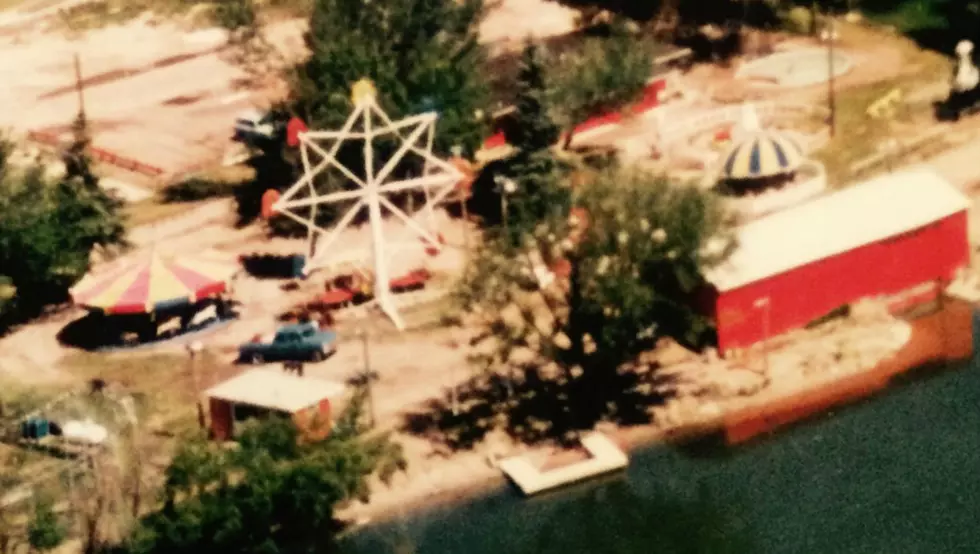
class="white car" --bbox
[234,109,277,142]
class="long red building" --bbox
[703,168,970,355]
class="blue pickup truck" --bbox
[239,322,337,364]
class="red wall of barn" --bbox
[482,77,669,150]
[712,211,969,353]
[209,397,233,441]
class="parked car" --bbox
[239,322,337,364]
[233,109,283,145]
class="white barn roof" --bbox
[206,369,346,413]
[706,167,969,292]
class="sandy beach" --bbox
[338,299,975,524]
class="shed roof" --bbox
[206,369,346,413]
[705,167,969,292]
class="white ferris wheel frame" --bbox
[271,81,464,330]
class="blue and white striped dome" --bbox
[721,132,804,180]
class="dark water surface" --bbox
[341,356,980,553]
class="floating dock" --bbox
[498,432,629,496]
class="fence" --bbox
[656,101,831,148]
[26,129,165,178]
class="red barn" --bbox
[703,168,970,355]
[206,369,347,442]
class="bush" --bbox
[782,6,815,35]
[162,166,255,203]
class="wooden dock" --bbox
[498,432,629,496]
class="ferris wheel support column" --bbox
[362,95,402,329]
[422,122,436,232]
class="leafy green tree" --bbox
[27,494,66,553]
[294,0,489,154]
[549,26,656,149]
[457,168,734,437]
[128,391,405,554]
[0,131,127,327]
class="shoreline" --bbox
[339,299,975,527]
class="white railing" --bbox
[657,101,831,148]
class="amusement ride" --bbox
[264,79,469,330]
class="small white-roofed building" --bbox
[702,167,970,354]
[206,369,347,441]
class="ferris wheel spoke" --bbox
[303,138,368,189]
[378,195,440,246]
[371,119,432,187]
[375,174,457,196]
[305,198,367,260]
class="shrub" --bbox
[782,6,815,35]
[162,166,255,203]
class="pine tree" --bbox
[499,41,569,247]
[64,110,98,189]
[505,41,560,154]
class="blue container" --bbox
[34,419,49,439]
[292,255,307,278]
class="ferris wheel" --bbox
[265,79,467,329]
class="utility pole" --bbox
[186,341,206,431]
[73,53,86,123]
[826,13,837,137]
[754,297,771,377]
[360,329,377,428]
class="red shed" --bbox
[206,369,347,442]
[703,168,970,355]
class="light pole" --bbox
[359,329,377,428]
[494,175,517,238]
[824,13,837,137]
[451,145,472,259]
[753,297,771,377]
[185,341,206,431]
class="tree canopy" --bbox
[457,168,734,437]
[291,0,490,155]
[126,393,405,554]
[0,131,126,328]
[548,26,657,149]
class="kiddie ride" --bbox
[306,261,436,313]
[936,40,980,122]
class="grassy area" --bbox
[55,0,309,30]
[60,349,225,431]
[859,0,951,34]
[811,20,950,186]
[124,197,207,227]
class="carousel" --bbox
[68,250,240,346]
[718,129,804,193]
[714,118,826,220]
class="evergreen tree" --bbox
[498,41,569,248]
[505,41,561,154]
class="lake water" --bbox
[341,341,980,553]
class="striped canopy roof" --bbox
[70,251,239,315]
[721,131,804,180]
